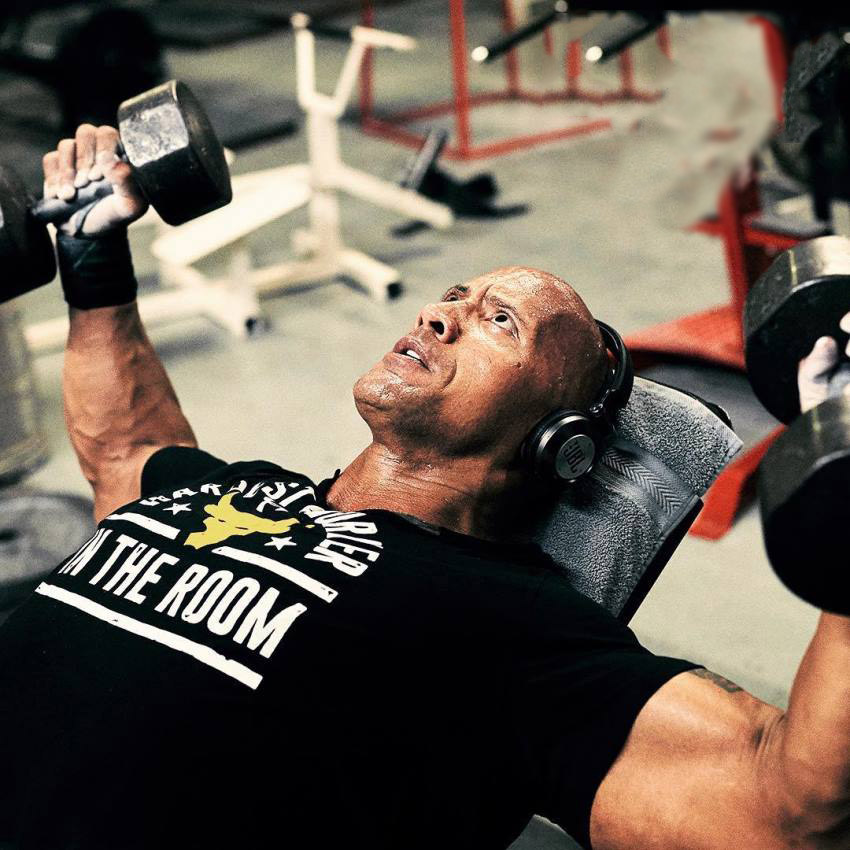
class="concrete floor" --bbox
[2,5,827,847]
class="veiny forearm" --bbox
[762,613,850,845]
[63,303,196,520]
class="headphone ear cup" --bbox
[524,412,597,482]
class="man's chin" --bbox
[352,365,438,432]
[353,368,409,412]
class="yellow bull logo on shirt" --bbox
[185,492,299,549]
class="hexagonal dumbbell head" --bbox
[118,79,232,226]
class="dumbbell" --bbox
[744,235,850,614]
[0,79,232,304]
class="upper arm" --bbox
[589,668,788,850]
[63,304,199,521]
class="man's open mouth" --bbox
[392,337,430,369]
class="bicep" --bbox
[589,668,787,850]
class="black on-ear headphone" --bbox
[522,320,634,482]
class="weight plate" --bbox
[118,79,233,226]
[0,491,94,614]
[0,165,56,301]
[744,236,850,423]
[759,394,850,614]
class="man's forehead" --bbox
[446,266,580,319]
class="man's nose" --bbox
[416,303,460,343]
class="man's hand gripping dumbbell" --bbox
[44,123,148,237]
[45,122,148,312]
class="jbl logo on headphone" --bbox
[555,434,595,480]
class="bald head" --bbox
[480,266,608,411]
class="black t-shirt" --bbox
[0,447,697,850]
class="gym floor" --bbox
[2,5,824,846]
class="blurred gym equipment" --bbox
[148,14,452,306]
[392,128,528,236]
[145,0,416,48]
[360,0,671,160]
[0,3,299,164]
[623,15,844,541]
[770,28,850,225]
[0,302,95,625]
[0,489,95,626]
[0,4,166,133]
[0,305,47,481]
[581,11,668,66]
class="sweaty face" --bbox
[353,267,606,462]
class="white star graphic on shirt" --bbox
[163,503,191,515]
[265,536,296,550]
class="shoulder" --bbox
[529,570,639,642]
[140,446,317,498]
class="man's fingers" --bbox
[799,335,839,380]
[88,125,120,182]
[799,336,842,413]
[73,124,97,188]
[42,151,60,198]
[56,138,76,200]
[80,144,148,234]
[43,123,148,235]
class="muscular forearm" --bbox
[764,613,850,845]
[64,303,196,521]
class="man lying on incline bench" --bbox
[1,124,850,850]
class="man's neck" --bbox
[325,442,532,542]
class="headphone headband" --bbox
[590,320,634,420]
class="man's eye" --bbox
[491,312,515,331]
[444,294,459,302]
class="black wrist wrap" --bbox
[56,228,138,310]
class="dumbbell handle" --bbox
[30,145,134,226]
[826,362,850,399]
